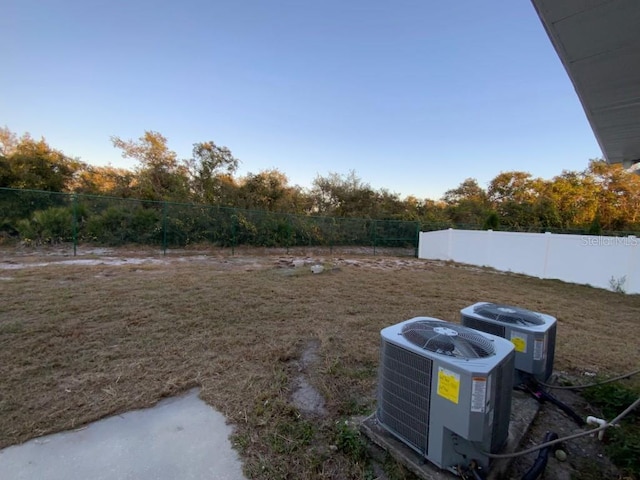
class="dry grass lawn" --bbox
[1,248,639,479]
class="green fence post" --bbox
[372,220,377,256]
[72,193,78,256]
[286,215,291,255]
[231,214,237,256]
[162,201,168,256]
[329,218,334,254]
[415,221,420,257]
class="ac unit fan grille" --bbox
[378,341,432,455]
[473,304,545,326]
[401,321,495,358]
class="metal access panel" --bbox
[426,354,514,471]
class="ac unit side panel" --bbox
[426,351,514,471]
[428,361,475,440]
[506,327,547,375]
[491,352,515,452]
[544,322,557,381]
[435,353,514,472]
[426,362,476,470]
[377,340,432,456]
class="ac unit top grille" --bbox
[473,303,545,326]
[401,320,495,359]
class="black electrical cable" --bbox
[521,377,585,426]
[520,431,558,480]
[538,389,586,426]
[470,468,486,480]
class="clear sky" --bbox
[2,0,601,200]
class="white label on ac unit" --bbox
[533,338,545,361]
[510,332,527,353]
[471,377,487,413]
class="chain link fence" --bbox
[0,188,420,256]
[4,188,634,257]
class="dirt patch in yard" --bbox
[0,247,638,479]
[290,340,327,417]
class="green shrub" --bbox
[483,211,500,230]
[16,207,73,244]
[83,206,161,245]
[583,381,640,477]
[335,421,367,461]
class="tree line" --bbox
[2,126,640,235]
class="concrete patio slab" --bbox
[0,388,246,480]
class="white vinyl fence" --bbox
[418,229,640,293]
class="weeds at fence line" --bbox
[0,188,419,256]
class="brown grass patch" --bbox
[1,250,639,479]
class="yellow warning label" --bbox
[511,334,527,353]
[437,367,460,404]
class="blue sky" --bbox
[2,0,601,200]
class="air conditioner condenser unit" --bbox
[377,317,515,474]
[461,302,557,385]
